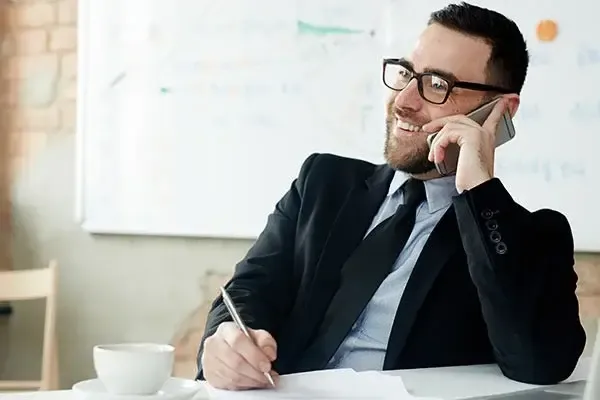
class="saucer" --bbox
[72,377,206,400]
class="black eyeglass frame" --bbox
[382,58,513,104]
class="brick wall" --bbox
[1,0,76,272]
[1,4,9,273]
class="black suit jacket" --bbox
[196,153,585,385]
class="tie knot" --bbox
[402,178,426,208]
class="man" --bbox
[196,2,586,390]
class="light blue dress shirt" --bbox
[326,170,458,371]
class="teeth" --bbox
[396,118,421,132]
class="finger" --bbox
[428,130,444,161]
[428,124,465,163]
[261,345,277,362]
[481,98,508,133]
[428,129,447,163]
[422,114,477,133]
[221,325,273,375]
[205,353,267,390]
[427,133,439,162]
[212,334,272,386]
[251,329,278,361]
[202,340,260,390]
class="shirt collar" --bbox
[387,170,458,214]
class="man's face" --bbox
[384,23,494,174]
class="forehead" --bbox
[409,23,491,83]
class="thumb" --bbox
[482,98,508,133]
[251,329,277,360]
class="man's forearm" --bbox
[453,178,585,384]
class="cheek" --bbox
[425,103,462,121]
[386,92,396,114]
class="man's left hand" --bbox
[422,99,508,193]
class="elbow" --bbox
[500,332,586,385]
[502,362,578,386]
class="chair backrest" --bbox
[0,260,59,391]
[0,262,56,301]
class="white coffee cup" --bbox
[93,343,174,395]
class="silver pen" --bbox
[219,286,276,388]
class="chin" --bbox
[384,127,435,174]
[387,157,436,175]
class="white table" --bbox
[388,357,590,399]
[0,357,591,400]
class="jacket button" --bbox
[485,219,498,230]
[496,242,507,254]
[481,209,494,219]
[489,231,502,243]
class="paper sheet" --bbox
[203,369,440,399]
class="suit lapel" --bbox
[302,164,395,339]
[383,206,461,369]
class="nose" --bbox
[393,78,423,111]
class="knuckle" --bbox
[217,321,233,334]
[230,331,246,348]
[203,335,222,354]
[253,329,270,343]
[253,328,267,337]
[203,336,214,349]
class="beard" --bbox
[384,104,436,174]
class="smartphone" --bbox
[426,97,516,176]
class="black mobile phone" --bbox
[426,97,516,176]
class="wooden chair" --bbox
[0,260,59,391]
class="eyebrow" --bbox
[398,58,459,82]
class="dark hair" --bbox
[428,2,529,94]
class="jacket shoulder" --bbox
[298,153,380,189]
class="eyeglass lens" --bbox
[384,63,450,104]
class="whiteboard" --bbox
[77,0,600,251]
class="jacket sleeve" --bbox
[453,178,586,385]
[195,153,319,380]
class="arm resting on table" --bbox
[453,178,586,385]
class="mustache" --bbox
[389,107,429,126]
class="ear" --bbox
[502,93,520,118]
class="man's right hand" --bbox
[201,322,279,390]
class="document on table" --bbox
[203,368,441,399]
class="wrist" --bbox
[457,172,493,192]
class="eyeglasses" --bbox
[382,58,512,105]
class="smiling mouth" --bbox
[395,115,423,133]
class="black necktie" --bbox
[296,178,426,371]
